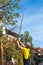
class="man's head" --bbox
[25,44,30,48]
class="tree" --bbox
[24,31,29,44]
[0,0,21,64]
[0,0,20,25]
[0,0,21,51]
[20,34,24,42]
[20,31,34,53]
[0,0,21,38]
[21,31,32,44]
[21,31,35,65]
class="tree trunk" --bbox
[0,43,4,65]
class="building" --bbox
[34,47,43,56]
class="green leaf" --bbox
[13,13,20,18]
[15,3,20,9]
[17,0,21,2]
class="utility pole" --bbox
[19,14,24,35]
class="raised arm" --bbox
[17,40,22,49]
[20,42,25,47]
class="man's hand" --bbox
[17,40,19,44]
[17,40,20,44]
[17,40,22,49]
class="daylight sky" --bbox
[6,0,43,48]
[17,0,43,48]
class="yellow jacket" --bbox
[21,47,31,59]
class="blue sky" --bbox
[17,0,43,48]
[6,0,43,48]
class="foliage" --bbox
[0,34,7,44]
[21,31,32,44]
[24,31,29,43]
[18,51,23,65]
[0,25,3,37]
[4,39,23,65]
[21,31,34,56]
[4,43,16,61]
[0,0,24,65]
[0,0,21,25]
[0,34,23,65]
[0,0,21,44]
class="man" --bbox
[17,40,31,65]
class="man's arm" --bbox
[20,42,25,47]
[17,40,22,49]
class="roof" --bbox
[34,47,43,56]
[6,29,20,38]
[34,47,43,52]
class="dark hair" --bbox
[25,44,30,48]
